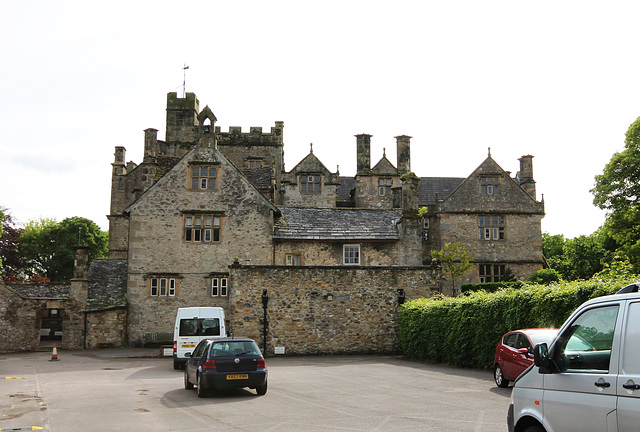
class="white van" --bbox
[173,307,226,369]
[508,283,640,432]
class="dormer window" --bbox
[248,159,263,169]
[300,174,321,193]
[481,176,500,195]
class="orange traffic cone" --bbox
[49,344,59,361]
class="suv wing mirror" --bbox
[533,343,553,373]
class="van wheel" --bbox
[196,374,207,398]
[173,359,181,370]
[523,425,545,432]
[494,364,509,388]
[256,381,267,396]
[184,370,194,390]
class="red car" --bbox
[494,328,557,387]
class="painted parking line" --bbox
[0,427,44,431]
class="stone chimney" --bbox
[70,246,89,313]
[401,172,420,216]
[396,135,412,174]
[144,128,158,159]
[356,134,372,174]
[67,246,90,350]
[517,155,536,199]
[112,147,126,175]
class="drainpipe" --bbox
[261,290,269,355]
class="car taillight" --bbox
[257,357,266,368]
[203,359,216,370]
[173,341,177,353]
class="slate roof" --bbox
[86,259,128,312]
[5,283,70,299]
[242,167,273,191]
[336,176,465,206]
[418,177,465,205]
[336,177,355,202]
[273,207,402,241]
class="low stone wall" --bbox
[0,284,41,353]
[229,265,440,355]
[85,308,128,348]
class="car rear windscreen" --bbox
[179,318,220,336]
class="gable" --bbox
[371,156,397,175]
[289,151,333,177]
[441,157,543,214]
[127,145,279,216]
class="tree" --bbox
[431,242,474,295]
[0,207,26,281]
[592,116,640,213]
[542,230,616,281]
[591,116,640,273]
[542,233,565,260]
[18,217,108,282]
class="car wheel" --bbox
[184,369,194,390]
[174,358,181,370]
[196,373,207,398]
[494,364,509,388]
[523,425,545,432]
[256,380,267,396]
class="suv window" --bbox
[553,305,619,373]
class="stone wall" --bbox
[274,241,406,267]
[0,284,42,353]
[228,265,440,355]
[86,308,128,348]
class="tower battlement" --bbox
[166,92,199,111]
[215,122,284,146]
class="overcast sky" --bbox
[1,1,638,238]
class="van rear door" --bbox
[617,300,640,429]
[177,317,222,350]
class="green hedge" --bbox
[460,281,524,293]
[398,277,637,370]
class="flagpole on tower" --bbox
[183,64,189,98]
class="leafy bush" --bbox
[526,268,561,284]
[398,276,638,370]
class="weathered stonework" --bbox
[0,283,42,352]
[228,265,439,355]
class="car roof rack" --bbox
[617,283,640,294]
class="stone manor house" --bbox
[0,92,545,354]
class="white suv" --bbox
[508,283,640,432]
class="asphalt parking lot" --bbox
[0,348,511,431]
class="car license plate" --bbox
[226,374,248,380]
[182,344,196,348]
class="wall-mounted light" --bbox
[325,293,334,301]
[397,289,406,305]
